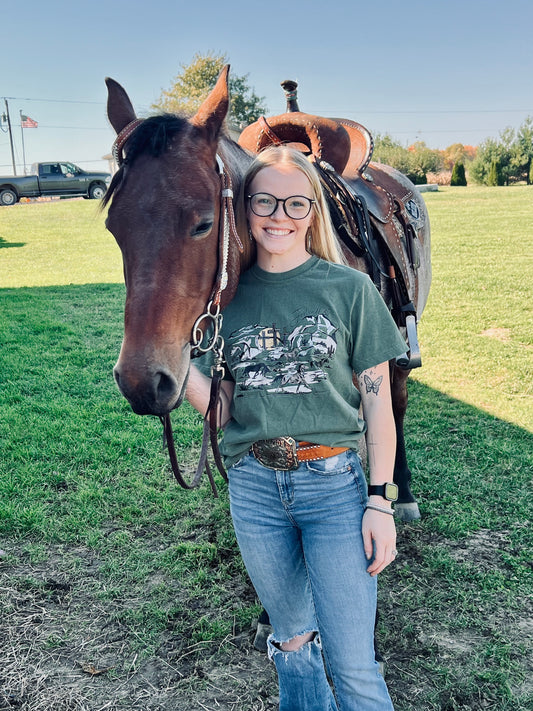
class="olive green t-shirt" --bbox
[219,256,408,467]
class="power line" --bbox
[2,96,105,105]
[318,108,533,116]
[3,95,532,116]
[24,125,110,131]
[391,128,511,135]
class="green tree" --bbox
[450,162,467,186]
[373,135,442,184]
[470,137,509,185]
[373,134,412,174]
[487,159,504,186]
[513,117,533,184]
[407,141,443,183]
[152,52,267,128]
[470,118,533,185]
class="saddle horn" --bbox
[281,79,300,112]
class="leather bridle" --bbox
[112,121,243,496]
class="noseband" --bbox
[112,121,243,495]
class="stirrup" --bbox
[395,314,422,369]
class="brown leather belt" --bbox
[251,437,349,471]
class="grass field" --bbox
[0,189,532,710]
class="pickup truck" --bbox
[0,162,111,206]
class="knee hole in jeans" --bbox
[278,631,316,652]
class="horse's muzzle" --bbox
[113,348,190,416]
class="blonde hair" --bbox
[238,146,345,270]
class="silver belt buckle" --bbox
[252,437,299,470]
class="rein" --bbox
[112,121,242,496]
[162,153,243,496]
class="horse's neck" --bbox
[216,136,253,307]
[218,136,253,194]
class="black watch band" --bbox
[368,483,398,502]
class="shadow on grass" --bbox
[0,237,26,248]
[404,378,532,535]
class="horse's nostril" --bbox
[155,370,178,400]
[113,364,182,414]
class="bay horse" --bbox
[103,66,431,522]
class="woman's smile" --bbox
[264,227,292,237]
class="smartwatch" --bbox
[368,483,399,502]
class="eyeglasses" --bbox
[248,192,315,220]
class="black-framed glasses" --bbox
[248,192,315,220]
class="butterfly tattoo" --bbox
[364,374,383,395]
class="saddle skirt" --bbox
[238,112,424,313]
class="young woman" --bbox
[186,146,407,710]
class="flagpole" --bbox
[3,98,17,176]
[19,110,27,174]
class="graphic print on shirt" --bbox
[229,314,338,393]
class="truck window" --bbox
[40,164,61,176]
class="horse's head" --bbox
[104,66,240,416]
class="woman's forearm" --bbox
[357,362,396,487]
[185,364,234,428]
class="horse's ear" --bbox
[191,65,230,140]
[106,77,137,134]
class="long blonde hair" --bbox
[238,146,345,270]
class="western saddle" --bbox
[238,80,425,368]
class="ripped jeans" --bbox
[228,450,394,711]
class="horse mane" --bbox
[103,114,190,207]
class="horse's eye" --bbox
[191,220,214,238]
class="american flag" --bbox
[21,115,38,128]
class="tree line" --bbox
[154,53,533,187]
[373,118,533,186]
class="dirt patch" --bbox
[1,525,531,710]
[0,543,277,711]
[445,528,511,566]
[480,327,512,342]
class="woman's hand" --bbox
[362,508,397,576]
[186,364,234,427]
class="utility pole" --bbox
[3,98,17,175]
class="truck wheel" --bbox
[89,183,106,200]
[0,189,18,206]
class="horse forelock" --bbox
[103,114,192,207]
[128,114,189,160]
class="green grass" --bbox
[0,199,123,286]
[414,185,532,430]
[0,190,532,709]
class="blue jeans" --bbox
[228,449,394,711]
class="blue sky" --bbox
[2,0,532,174]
